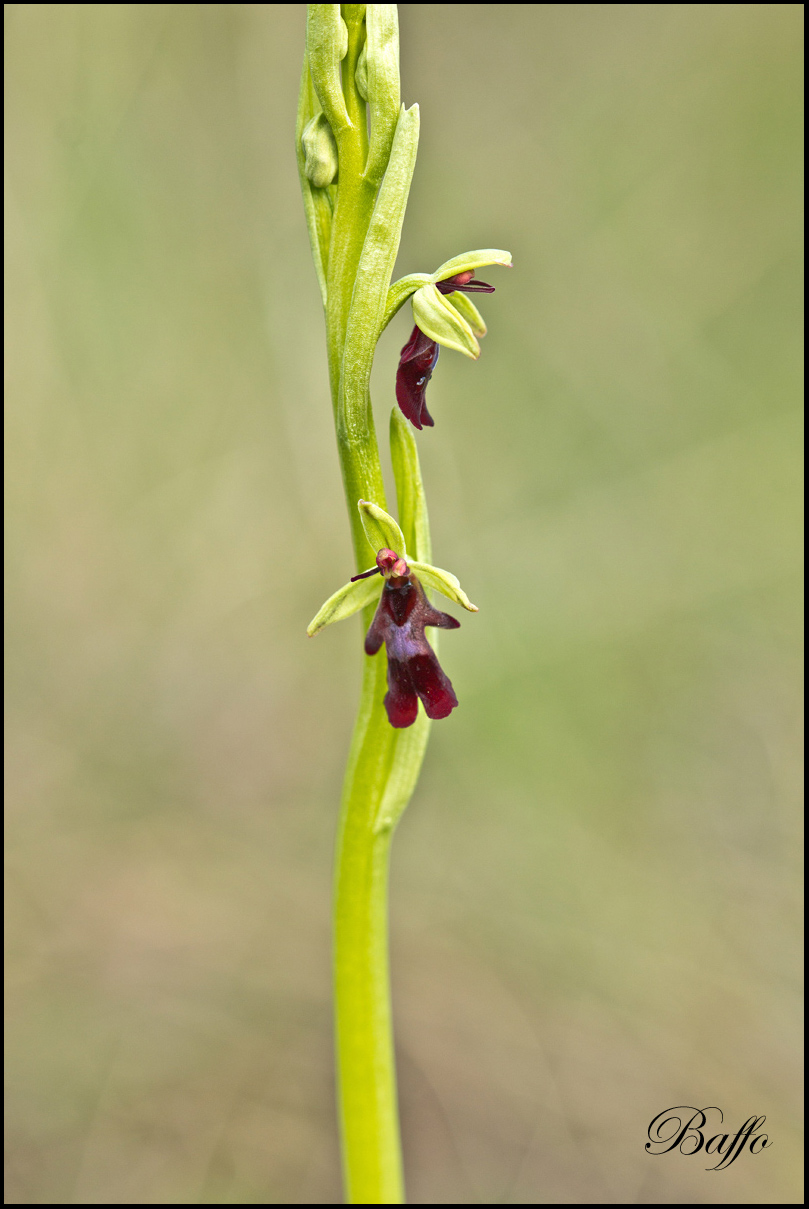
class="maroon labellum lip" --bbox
[364,568,460,728]
[395,325,439,431]
[395,273,495,430]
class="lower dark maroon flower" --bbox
[364,566,460,728]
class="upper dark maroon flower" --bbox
[395,271,495,431]
[395,326,440,430]
[363,549,461,728]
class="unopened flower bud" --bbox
[301,112,339,188]
[355,39,369,100]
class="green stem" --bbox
[333,657,405,1204]
[299,7,429,1199]
[317,12,420,1205]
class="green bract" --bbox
[389,408,431,563]
[338,103,419,443]
[361,5,400,186]
[411,282,480,359]
[306,5,350,134]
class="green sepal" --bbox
[411,282,480,359]
[361,5,400,186]
[307,573,382,637]
[446,291,487,337]
[432,248,513,281]
[408,560,479,612]
[358,500,407,557]
[306,5,350,134]
[301,112,339,188]
[390,408,431,564]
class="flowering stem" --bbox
[298,7,505,1198]
[298,7,427,1202]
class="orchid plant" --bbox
[297,5,510,1201]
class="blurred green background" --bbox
[5,4,802,1203]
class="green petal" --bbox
[408,560,479,612]
[307,574,382,637]
[358,499,407,557]
[432,248,513,280]
[411,283,480,359]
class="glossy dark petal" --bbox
[364,575,460,728]
[396,325,439,430]
[454,278,495,293]
[436,271,495,295]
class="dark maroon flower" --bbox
[364,551,461,728]
[395,271,496,431]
